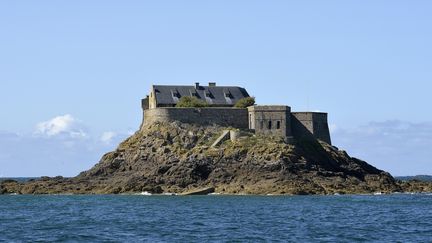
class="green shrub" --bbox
[176,96,209,108]
[234,97,255,108]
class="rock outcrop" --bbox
[398,180,432,193]
[1,122,406,195]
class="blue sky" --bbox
[1,1,431,176]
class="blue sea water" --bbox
[1,194,432,242]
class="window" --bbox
[205,90,212,98]
[268,121,272,129]
[276,121,281,129]
[223,89,232,98]
[190,90,198,97]
[260,120,264,129]
[171,90,180,98]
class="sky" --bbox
[1,1,431,177]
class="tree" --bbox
[176,96,209,108]
[234,97,255,108]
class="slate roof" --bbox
[152,84,250,107]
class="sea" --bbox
[1,180,432,242]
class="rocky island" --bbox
[1,83,429,195]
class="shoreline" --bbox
[2,190,432,197]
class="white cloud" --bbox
[35,114,87,138]
[332,120,432,176]
[100,131,117,144]
[1,118,133,176]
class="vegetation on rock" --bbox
[175,96,209,108]
[234,97,255,108]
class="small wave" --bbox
[162,192,177,196]
[373,192,383,195]
[138,191,152,196]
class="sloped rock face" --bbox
[1,122,402,195]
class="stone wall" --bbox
[291,112,331,144]
[143,107,249,129]
[248,106,292,138]
[149,88,157,109]
[141,97,149,110]
[140,105,331,145]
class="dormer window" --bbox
[205,90,213,98]
[171,90,180,98]
[190,90,199,98]
[224,91,232,98]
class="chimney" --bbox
[195,82,200,89]
[208,82,216,87]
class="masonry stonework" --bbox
[247,106,292,138]
[291,112,331,144]
[143,107,249,129]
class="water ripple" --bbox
[0,194,431,242]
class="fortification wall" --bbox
[311,113,331,144]
[143,107,249,128]
[248,106,292,138]
[291,112,331,144]
[141,98,149,110]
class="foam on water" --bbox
[138,191,152,196]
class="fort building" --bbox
[248,105,292,138]
[142,82,250,109]
[141,82,332,145]
[291,112,332,145]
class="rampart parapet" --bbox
[143,107,248,129]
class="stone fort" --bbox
[141,82,331,145]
